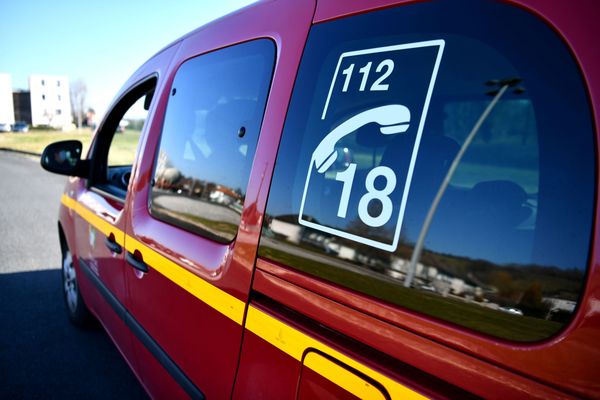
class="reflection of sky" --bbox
[264,2,595,270]
[154,40,274,196]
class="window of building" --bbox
[58,95,61,101]
[41,79,45,86]
[57,80,60,87]
[149,39,275,243]
[42,94,45,100]
[259,0,595,341]
[56,109,62,115]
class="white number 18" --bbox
[335,163,397,227]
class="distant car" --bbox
[12,122,29,133]
[0,123,11,132]
[500,307,524,316]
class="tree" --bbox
[518,281,550,318]
[70,79,87,129]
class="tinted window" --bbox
[150,39,275,242]
[259,1,595,341]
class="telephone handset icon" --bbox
[312,104,411,173]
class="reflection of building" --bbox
[29,74,71,128]
[543,297,576,313]
[209,185,241,206]
[154,156,244,212]
[0,73,15,125]
[270,218,303,244]
[389,255,479,296]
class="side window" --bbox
[259,1,595,341]
[91,78,156,199]
[107,90,152,167]
[149,39,275,243]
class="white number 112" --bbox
[341,59,395,92]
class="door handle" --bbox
[104,235,122,254]
[126,251,149,273]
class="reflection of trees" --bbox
[491,270,519,301]
[418,247,582,316]
[154,156,245,209]
[340,218,395,270]
[517,282,550,318]
[264,210,582,322]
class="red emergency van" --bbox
[41,0,600,398]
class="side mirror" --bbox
[40,140,89,177]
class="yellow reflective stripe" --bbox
[62,195,426,398]
[246,306,428,400]
[61,194,124,246]
[125,234,245,325]
[61,193,78,210]
[60,194,245,325]
[304,352,386,400]
[245,304,314,361]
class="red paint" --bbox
[123,0,316,398]
[253,262,572,399]
[297,366,361,400]
[53,0,600,398]
[232,328,302,400]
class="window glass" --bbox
[92,78,156,198]
[259,0,595,341]
[150,39,275,243]
[107,95,148,167]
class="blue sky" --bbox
[0,0,255,117]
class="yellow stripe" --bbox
[125,234,245,325]
[304,352,386,400]
[61,193,78,210]
[62,195,425,398]
[60,194,245,324]
[61,194,125,246]
[246,306,428,400]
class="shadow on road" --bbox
[0,268,147,399]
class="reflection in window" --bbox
[259,1,594,341]
[150,39,275,243]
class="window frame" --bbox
[87,74,158,201]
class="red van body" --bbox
[44,1,600,398]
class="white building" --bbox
[270,218,303,244]
[29,75,71,128]
[543,297,576,313]
[0,73,15,125]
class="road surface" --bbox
[0,151,147,399]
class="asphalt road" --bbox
[0,151,147,399]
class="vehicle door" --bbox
[122,2,315,398]
[233,1,599,399]
[70,76,157,371]
[69,41,176,374]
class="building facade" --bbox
[29,75,71,128]
[0,73,15,126]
